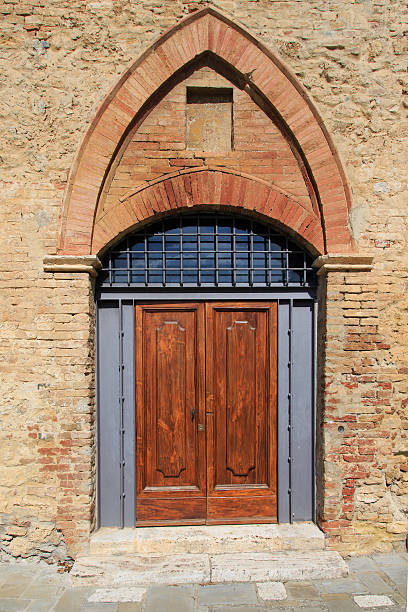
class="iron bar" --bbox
[288,298,293,523]
[101,214,315,289]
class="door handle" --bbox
[191,407,195,421]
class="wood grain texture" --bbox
[135,300,277,525]
[135,303,206,525]
[206,302,277,522]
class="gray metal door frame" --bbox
[96,287,317,527]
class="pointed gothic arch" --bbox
[58,6,353,256]
[92,167,324,256]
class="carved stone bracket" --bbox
[312,254,374,277]
[43,255,102,278]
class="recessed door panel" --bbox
[206,302,277,523]
[135,303,206,525]
[135,300,277,525]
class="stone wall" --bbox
[317,269,408,555]
[0,0,407,560]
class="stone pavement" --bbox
[0,552,406,612]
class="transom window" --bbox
[99,214,316,288]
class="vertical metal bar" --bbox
[312,297,318,522]
[303,251,307,285]
[285,237,289,286]
[144,228,148,287]
[162,221,166,287]
[96,301,101,528]
[197,215,201,286]
[126,236,131,287]
[180,216,183,286]
[215,215,219,287]
[118,299,125,528]
[109,251,113,286]
[288,298,293,522]
[268,226,272,286]
[249,219,254,286]
[232,216,236,286]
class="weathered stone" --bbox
[144,585,194,612]
[353,594,395,608]
[198,583,258,605]
[71,554,210,586]
[256,581,287,601]
[90,523,325,555]
[88,587,146,602]
[314,577,368,594]
[210,552,348,583]
[0,0,407,562]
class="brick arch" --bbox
[92,167,324,256]
[59,6,353,256]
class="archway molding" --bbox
[58,6,353,257]
[93,167,324,256]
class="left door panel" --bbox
[135,303,206,525]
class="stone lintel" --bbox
[43,255,102,278]
[312,254,373,276]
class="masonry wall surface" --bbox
[0,0,407,561]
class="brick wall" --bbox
[99,66,313,222]
[0,0,407,560]
[317,271,407,554]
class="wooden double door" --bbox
[135,302,277,525]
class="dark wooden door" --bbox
[205,302,277,523]
[135,301,277,525]
[135,303,206,525]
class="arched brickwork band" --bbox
[92,167,324,255]
[58,7,353,256]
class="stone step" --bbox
[71,551,348,586]
[90,522,325,555]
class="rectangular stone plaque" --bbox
[186,86,233,152]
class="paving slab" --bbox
[144,585,195,612]
[20,584,63,599]
[0,599,31,612]
[353,594,395,608]
[0,576,35,598]
[208,607,264,612]
[0,553,405,612]
[380,566,407,587]
[53,586,96,612]
[26,600,60,612]
[323,595,360,612]
[314,577,368,594]
[88,587,146,603]
[257,581,287,600]
[198,583,257,605]
[372,554,408,568]
[348,557,380,573]
[285,581,320,600]
[357,572,395,595]
[81,604,118,611]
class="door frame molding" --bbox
[96,287,317,527]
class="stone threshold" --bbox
[90,522,325,555]
[71,523,349,586]
[71,550,348,586]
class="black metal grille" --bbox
[99,214,316,288]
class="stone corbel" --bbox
[312,254,374,276]
[43,255,102,278]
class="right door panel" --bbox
[205,302,278,523]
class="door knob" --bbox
[198,423,205,432]
[191,408,196,421]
